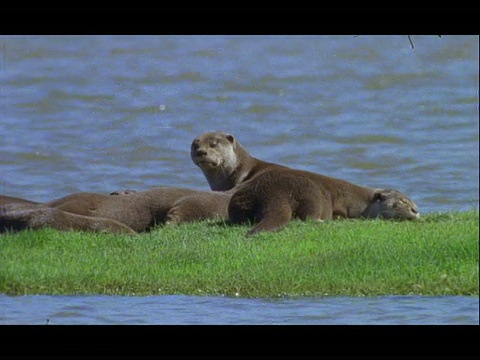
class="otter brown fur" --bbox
[0,195,41,206]
[0,189,132,208]
[0,203,137,234]
[165,191,232,225]
[46,192,114,216]
[190,131,419,236]
[49,188,214,232]
[229,168,420,236]
[1,188,232,234]
[191,131,288,191]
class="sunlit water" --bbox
[0,35,478,324]
[0,295,478,325]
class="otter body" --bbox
[192,131,420,236]
[0,203,137,234]
[52,188,230,232]
[229,168,420,236]
[1,188,231,234]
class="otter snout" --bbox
[195,149,207,157]
[410,206,420,219]
[191,141,210,163]
[191,143,221,169]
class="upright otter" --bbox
[191,131,288,191]
[0,187,231,234]
[190,131,419,236]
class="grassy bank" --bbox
[0,211,478,297]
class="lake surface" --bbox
[0,35,478,324]
[0,35,478,212]
[0,294,478,325]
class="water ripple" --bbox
[0,35,477,211]
[0,295,477,325]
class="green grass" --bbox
[0,210,478,297]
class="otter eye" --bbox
[210,143,217,148]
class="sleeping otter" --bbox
[228,168,419,236]
[46,188,230,232]
[0,188,231,234]
[0,203,137,234]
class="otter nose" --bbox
[196,149,207,157]
[411,207,419,215]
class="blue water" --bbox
[0,35,478,212]
[0,35,478,325]
[0,295,478,325]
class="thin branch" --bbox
[408,35,415,49]
[353,35,442,50]
[408,35,442,50]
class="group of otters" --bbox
[0,131,420,236]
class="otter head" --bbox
[191,132,241,191]
[365,189,420,220]
[191,132,238,170]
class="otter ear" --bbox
[373,190,387,202]
[374,189,397,202]
[225,134,235,144]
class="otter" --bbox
[48,188,210,232]
[0,187,232,234]
[191,131,288,191]
[0,203,137,234]
[190,131,419,236]
[228,168,420,236]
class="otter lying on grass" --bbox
[192,131,420,236]
[0,188,231,234]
